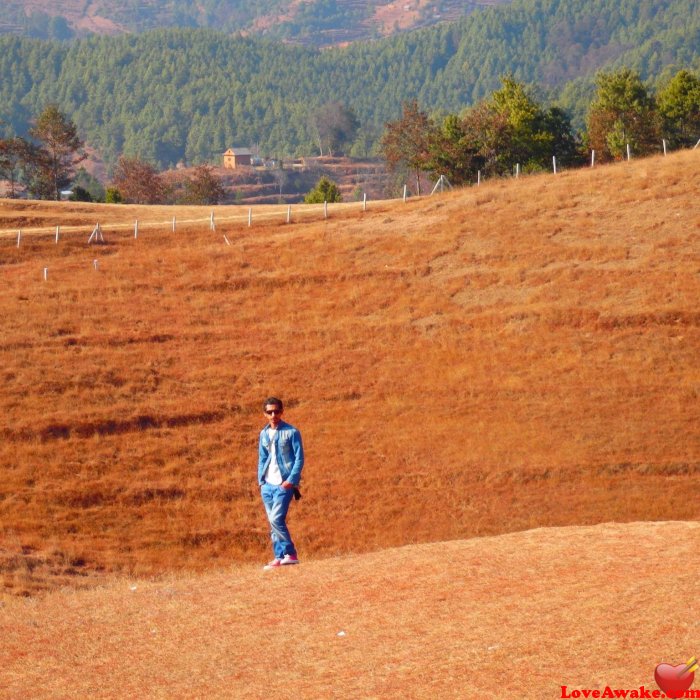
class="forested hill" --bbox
[1,0,697,168]
[1,0,512,48]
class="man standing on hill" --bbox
[258,397,304,570]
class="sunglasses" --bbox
[265,409,282,415]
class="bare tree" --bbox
[271,164,287,199]
[380,100,435,196]
[112,156,166,204]
[310,102,359,157]
[183,164,226,204]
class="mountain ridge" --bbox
[0,0,512,47]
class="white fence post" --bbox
[135,220,139,239]
[515,163,520,178]
[552,156,557,174]
[477,170,481,186]
[17,230,21,247]
[363,192,367,211]
[662,139,667,156]
[287,205,291,224]
[43,267,48,281]
[172,216,176,233]
[88,223,104,244]
[55,226,60,244]
[626,143,631,161]
[210,211,215,231]
[591,150,595,168]
[248,208,252,227]
[403,185,407,202]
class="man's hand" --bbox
[281,481,294,489]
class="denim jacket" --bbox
[258,420,304,486]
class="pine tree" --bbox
[29,104,85,200]
[657,69,700,148]
[304,176,342,203]
[586,69,660,161]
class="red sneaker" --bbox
[280,554,299,566]
[263,558,281,570]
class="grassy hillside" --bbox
[2,521,699,698]
[1,150,698,597]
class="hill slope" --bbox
[2,521,699,698]
[1,150,698,597]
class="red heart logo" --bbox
[654,663,695,699]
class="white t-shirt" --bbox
[264,427,283,485]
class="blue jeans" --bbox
[260,483,296,559]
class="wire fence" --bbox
[0,198,376,245]
[2,140,697,248]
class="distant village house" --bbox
[223,148,252,169]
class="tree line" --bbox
[0,0,697,168]
[0,105,226,204]
[2,67,697,204]
[382,69,700,194]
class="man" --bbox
[257,397,304,570]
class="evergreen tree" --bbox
[491,77,547,168]
[0,136,30,198]
[427,114,482,186]
[657,69,700,148]
[586,69,660,161]
[461,100,513,177]
[541,106,582,167]
[29,104,85,200]
[487,77,580,171]
[72,166,106,202]
[304,175,342,203]
[69,186,94,202]
[105,187,123,204]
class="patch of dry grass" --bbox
[0,151,698,596]
[0,521,698,699]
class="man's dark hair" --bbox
[263,397,283,411]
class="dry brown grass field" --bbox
[0,151,698,604]
[1,522,698,699]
